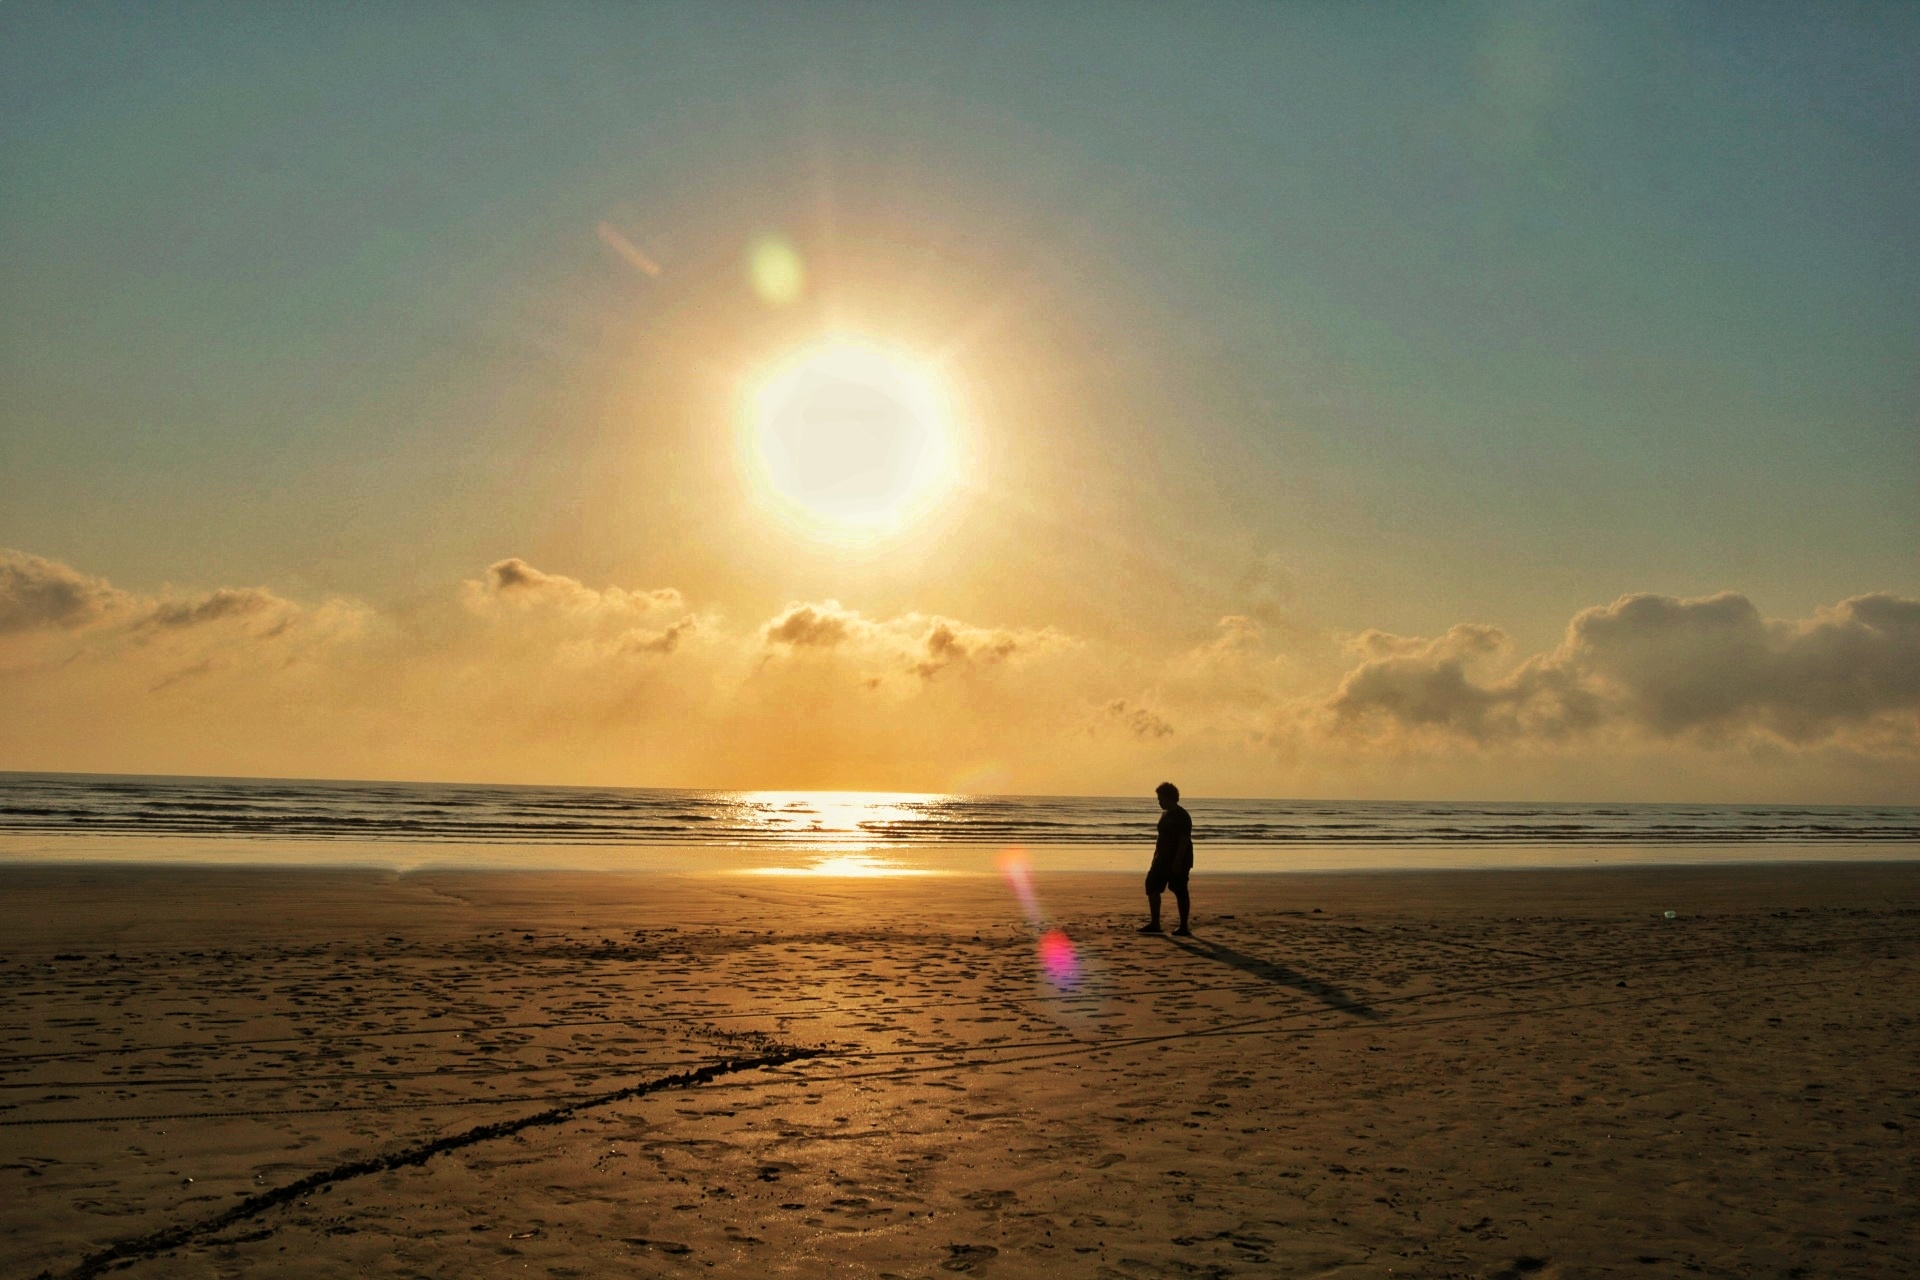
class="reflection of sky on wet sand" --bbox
[744,853,940,877]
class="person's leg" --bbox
[1141,867,1164,931]
[1170,883,1191,934]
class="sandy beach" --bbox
[3,862,1916,1279]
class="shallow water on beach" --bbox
[1,771,1915,873]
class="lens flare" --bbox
[998,848,1081,989]
[1037,927,1079,986]
[748,235,805,305]
[595,221,661,277]
[998,847,1041,922]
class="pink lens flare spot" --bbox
[997,847,1041,925]
[1037,928,1079,987]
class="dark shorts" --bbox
[1145,859,1190,895]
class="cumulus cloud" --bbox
[487,557,546,592]
[1329,622,1547,739]
[0,550,132,633]
[910,619,1034,678]
[1331,591,1920,749]
[762,600,1068,680]
[1555,591,1920,740]
[763,602,857,648]
[6,546,1915,798]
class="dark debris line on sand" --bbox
[43,1048,824,1280]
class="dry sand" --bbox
[2,862,1916,1279]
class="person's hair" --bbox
[1155,781,1179,802]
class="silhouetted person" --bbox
[1140,781,1192,935]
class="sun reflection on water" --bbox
[726,791,968,874]
[728,790,960,850]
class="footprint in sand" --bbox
[960,1189,1018,1211]
[622,1236,691,1255]
[941,1243,999,1272]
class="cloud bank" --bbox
[2,548,1913,800]
[1331,591,1920,750]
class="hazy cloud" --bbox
[626,617,696,655]
[1107,699,1175,739]
[1349,623,1507,662]
[463,559,700,672]
[148,658,216,693]
[138,587,285,632]
[762,600,1069,683]
[1155,615,1311,726]
[911,619,1028,678]
[1,549,299,642]
[1210,614,1267,653]
[0,549,131,633]
[1230,553,1302,626]
[474,558,683,617]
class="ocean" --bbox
[1,772,1915,874]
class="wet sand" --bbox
[3,862,1916,1279]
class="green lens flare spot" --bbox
[748,236,805,306]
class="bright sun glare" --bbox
[745,339,954,541]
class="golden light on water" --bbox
[741,338,958,544]
[728,791,954,874]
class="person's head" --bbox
[1155,781,1179,809]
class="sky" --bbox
[2,2,1916,801]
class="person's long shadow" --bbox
[1168,935,1384,1021]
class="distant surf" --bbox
[1,772,1915,873]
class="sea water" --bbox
[1,772,1915,874]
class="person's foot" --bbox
[1171,925,1192,937]
[1137,922,1162,933]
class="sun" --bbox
[743,338,955,542]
